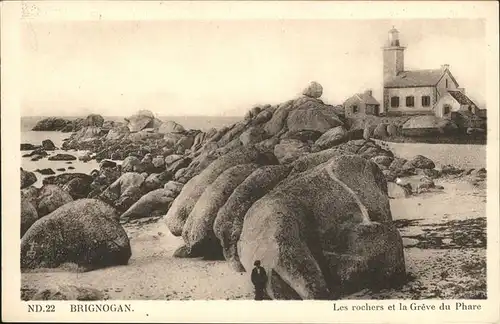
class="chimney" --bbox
[441,64,450,71]
[365,89,373,96]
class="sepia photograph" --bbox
[2,1,499,323]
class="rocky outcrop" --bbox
[83,114,105,127]
[287,97,343,133]
[21,198,38,237]
[213,165,292,269]
[21,168,37,189]
[238,154,405,299]
[164,146,277,236]
[239,127,269,146]
[32,117,69,131]
[125,110,156,132]
[99,172,145,212]
[158,120,185,134]
[43,173,94,200]
[120,188,176,221]
[42,140,56,151]
[21,199,131,270]
[274,139,311,164]
[181,164,261,257]
[314,126,347,150]
[404,155,435,170]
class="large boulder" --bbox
[21,199,38,237]
[253,109,273,125]
[314,126,347,150]
[83,114,104,127]
[120,188,175,221]
[181,164,261,257]
[402,115,458,137]
[238,154,405,299]
[274,139,311,164]
[36,185,74,218]
[404,155,435,170]
[386,123,399,137]
[48,154,77,161]
[106,125,130,141]
[373,123,388,139]
[21,199,131,270]
[125,110,155,132]
[213,165,292,269]
[291,148,344,174]
[165,156,191,175]
[73,126,103,142]
[282,130,322,143]
[121,156,141,173]
[287,97,343,133]
[302,81,323,98]
[99,172,145,212]
[264,100,295,136]
[41,139,56,151]
[43,173,94,200]
[21,168,37,189]
[217,122,247,147]
[239,127,269,146]
[164,146,277,236]
[158,120,185,134]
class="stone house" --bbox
[382,27,480,118]
[343,90,381,117]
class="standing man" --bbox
[251,260,268,300]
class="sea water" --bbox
[20,115,242,188]
[21,130,100,188]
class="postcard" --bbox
[1,1,499,323]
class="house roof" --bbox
[344,92,380,106]
[355,93,380,105]
[448,90,477,107]
[384,69,444,88]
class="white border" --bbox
[2,1,499,323]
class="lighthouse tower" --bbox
[383,27,406,83]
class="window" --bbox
[406,96,415,107]
[390,96,399,108]
[446,79,448,88]
[352,105,358,113]
[443,104,451,115]
[422,96,431,107]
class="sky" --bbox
[21,19,486,117]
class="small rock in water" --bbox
[48,154,77,161]
[21,143,38,151]
[68,166,75,170]
[42,139,56,151]
[56,168,66,172]
[35,168,56,175]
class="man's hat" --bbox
[254,260,261,266]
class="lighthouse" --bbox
[383,27,406,83]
